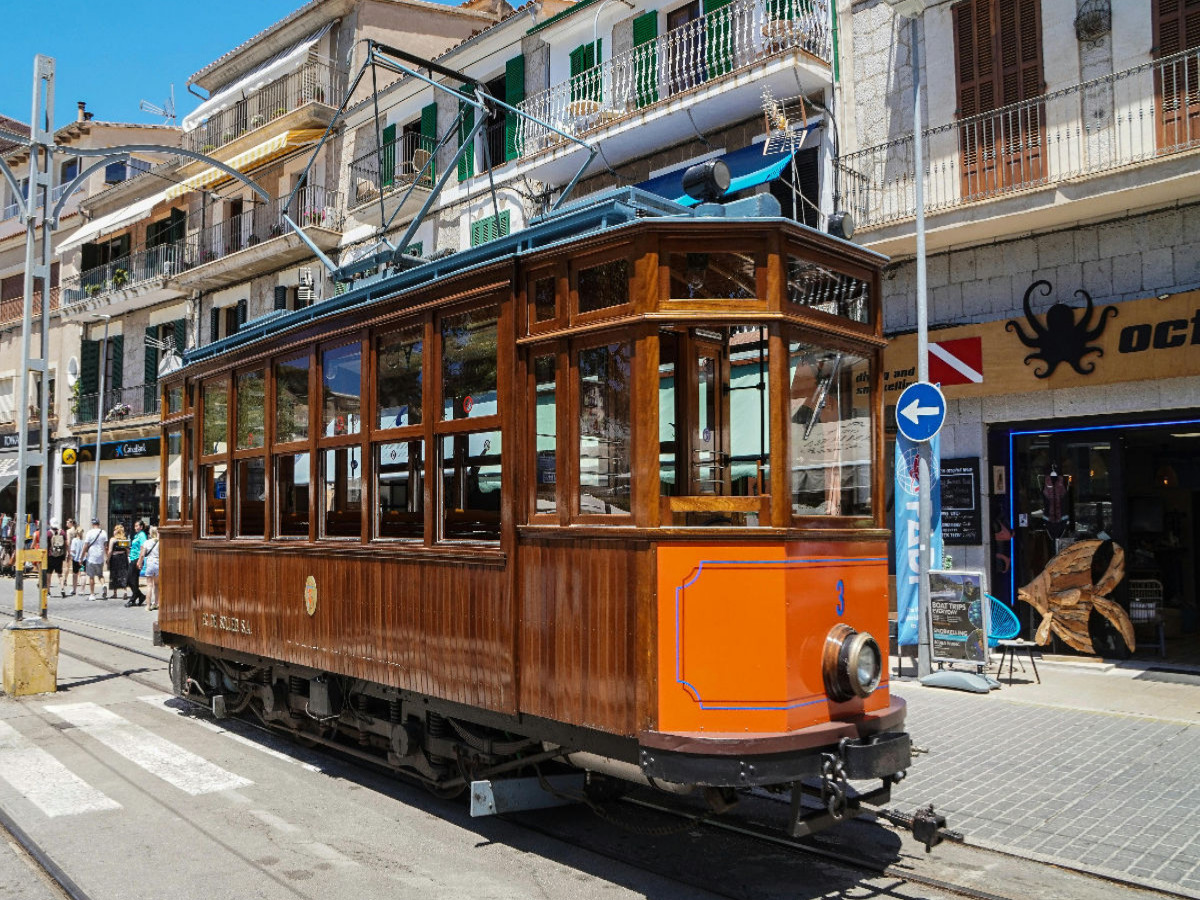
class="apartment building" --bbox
[838,0,1200,659]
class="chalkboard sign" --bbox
[940,457,982,545]
[927,570,989,665]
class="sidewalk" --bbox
[891,655,1200,897]
[0,575,156,643]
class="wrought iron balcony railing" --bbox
[181,185,344,267]
[349,131,437,206]
[837,45,1200,231]
[72,383,161,426]
[183,57,348,156]
[516,0,831,155]
[61,242,184,310]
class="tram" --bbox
[157,183,919,839]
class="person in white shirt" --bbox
[81,518,108,601]
[68,522,84,597]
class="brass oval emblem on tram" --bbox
[304,576,318,616]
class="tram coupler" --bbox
[877,804,963,853]
[787,733,912,838]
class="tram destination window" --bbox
[578,342,633,515]
[441,306,498,421]
[534,355,556,514]
[165,431,183,520]
[441,430,501,541]
[275,355,310,444]
[377,327,423,430]
[276,453,310,538]
[577,259,628,314]
[788,339,872,517]
[236,457,266,537]
[786,257,870,325]
[377,440,424,540]
[236,370,265,450]
[322,343,362,437]
[321,447,363,538]
[668,253,757,301]
[201,463,228,537]
[203,383,228,455]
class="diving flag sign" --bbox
[929,337,983,386]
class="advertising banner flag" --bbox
[895,431,943,646]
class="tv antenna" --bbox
[139,84,176,125]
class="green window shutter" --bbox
[144,326,159,413]
[420,102,438,180]
[470,219,482,247]
[471,212,510,247]
[570,41,601,103]
[504,55,526,161]
[209,307,220,343]
[80,338,99,399]
[704,0,735,78]
[173,318,187,354]
[381,123,396,189]
[237,298,248,327]
[274,285,289,311]
[109,334,124,393]
[404,241,423,257]
[633,12,659,108]
[457,95,475,182]
[498,210,510,238]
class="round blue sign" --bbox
[895,381,946,443]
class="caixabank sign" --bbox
[883,288,1200,399]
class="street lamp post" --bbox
[90,314,111,526]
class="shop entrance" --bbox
[107,480,159,532]
[999,419,1200,662]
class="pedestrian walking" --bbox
[107,524,130,602]
[140,526,160,610]
[125,519,147,607]
[68,524,83,596]
[45,518,68,595]
[81,518,107,601]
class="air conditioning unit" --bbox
[297,267,315,305]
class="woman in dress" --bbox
[107,524,130,602]
[139,526,161,611]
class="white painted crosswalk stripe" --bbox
[43,702,252,796]
[137,695,321,772]
[0,720,121,818]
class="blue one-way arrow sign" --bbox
[895,381,946,443]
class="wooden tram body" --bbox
[157,189,910,833]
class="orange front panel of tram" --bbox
[656,542,891,733]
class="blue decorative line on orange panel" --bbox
[674,557,888,711]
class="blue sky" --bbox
[0,0,458,130]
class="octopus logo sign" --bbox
[304,575,318,616]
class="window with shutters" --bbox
[1153,0,1200,153]
[952,0,1044,199]
[457,93,476,182]
[483,74,508,170]
[569,40,602,104]
[470,210,510,247]
[633,12,659,108]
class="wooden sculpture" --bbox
[1017,539,1134,654]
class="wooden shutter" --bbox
[504,55,525,161]
[144,326,159,413]
[457,94,475,182]
[421,102,438,180]
[1153,0,1200,151]
[173,318,187,354]
[237,298,248,327]
[704,0,735,78]
[381,123,397,188]
[80,338,99,399]
[274,285,289,311]
[569,41,601,103]
[109,334,124,394]
[210,307,220,344]
[633,12,659,108]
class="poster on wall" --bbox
[940,457,982,545]
[928,569,989,666]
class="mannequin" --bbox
[1043,464,1071,539]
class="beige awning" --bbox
[56,190,172,254]
[164,129,326,199]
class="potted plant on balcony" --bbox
[84,283,102,298]
[112,268,129,288]
[250,114,265,129]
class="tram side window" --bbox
[236,370,265,450]
[441,431,501,541]
[532,276,557,324]
[577,259,628,314]
[786,257,871,326]
[236,457,266,537]
[276,453,310,538]
[377,327,423,429]
[322,343,362,437]
[203,383,228,455]
[201,463,228,537]
[275,355,309,444]
[578,342,633,515]
[788,339,872,517]
[442,306,498,421]
[166,431,183,520]
[728,326,771,499]
[658,333,677,497]
[378,440,424,540]
[667,253,757,300]
[321,447,363,538]
[534,356,557,514]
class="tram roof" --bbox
[184,186,886,367]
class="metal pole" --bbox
[91,315,110,526]
[911,14,933,678]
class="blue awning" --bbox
[637,130,817,207]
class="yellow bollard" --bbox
[2,549,59,696]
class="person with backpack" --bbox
[81,518,108,601]
[46,518,68,595]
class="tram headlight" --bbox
[823,624,883,702]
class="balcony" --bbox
[349,131,437,226]
[174,185,344,291]
[60,242,186,321]
[72,383,160,428]
[837,46,1200,256]
[512,0,832,185]
[0,288,59,331]
[183,58,347,159]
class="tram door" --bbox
[688,333,731,497]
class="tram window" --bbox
[786,257,870,325]
[322,343,362,437]
[321,447,363,538]
[728,326,771,499]
[202,382,228,456]
[532,276,557,323]
[668,253,757,301]
[788,339,872,517]
[578,342,633,515]
[377,327,423,430]
[658,334,677,497]
[441,305,498,422]
[201,463,228,537]
[275,355,310,444]
[236,370,265,450]
[377,440,424,540]
[166,431,183,521]
[534,356,556,514]
[184,423,193,522]
[166,386,183,416]
[236,457,266,537]
[441,430,501,541]
[577,259,629,314]
[276,453,310,538]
